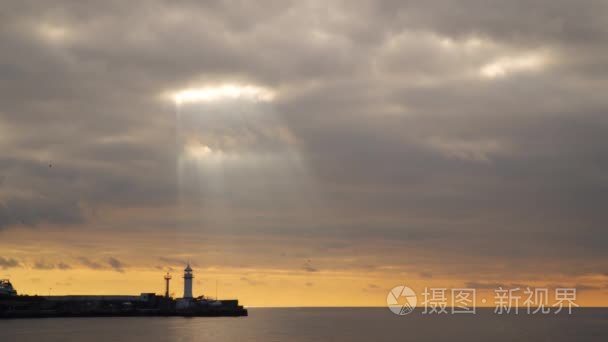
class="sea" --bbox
[1,308,607,341]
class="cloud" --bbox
[302,265,318,272]
[363,283,382,292]
[0,0,607,284]
[57,262,71,270]
[159,257,188,266]
[302,259,318,272]
[544,283,602,292]
[0,196,83,229]
[156,265,175,272]
[464,282,605,293]
[33,260,55,270]
[33,260,72,270]
[0,257,20,269]
[464,282,531,290]
[108,257,125,272]
[77,257,103,270]
[419,272,433,279]
[76,257,124,272]
[240,277,264,286]
[574,284,601,292]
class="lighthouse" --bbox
[183,263,193,299]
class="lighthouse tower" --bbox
[183,263,193,299]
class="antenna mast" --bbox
[164,272,172,298]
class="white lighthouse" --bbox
[183,263,193,299]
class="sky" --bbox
[1,0,608,307]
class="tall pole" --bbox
[164,272,172,298]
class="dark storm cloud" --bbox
[0,0,607,274]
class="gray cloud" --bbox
[57,262,71,270]
[26,261,71,271]
[302,265,318,273]
[0,0,607,278]
[574,284,601,292]
[158,257,192,267]
[0,257,20,269]
[33,260,56,270]
[77,257,102,270]
[240,277,264,287]
[108,257,125,272]
[302,259,318,273]
[0,196,84,229]
[419,272,433,279]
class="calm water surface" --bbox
[1,308,607,341]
